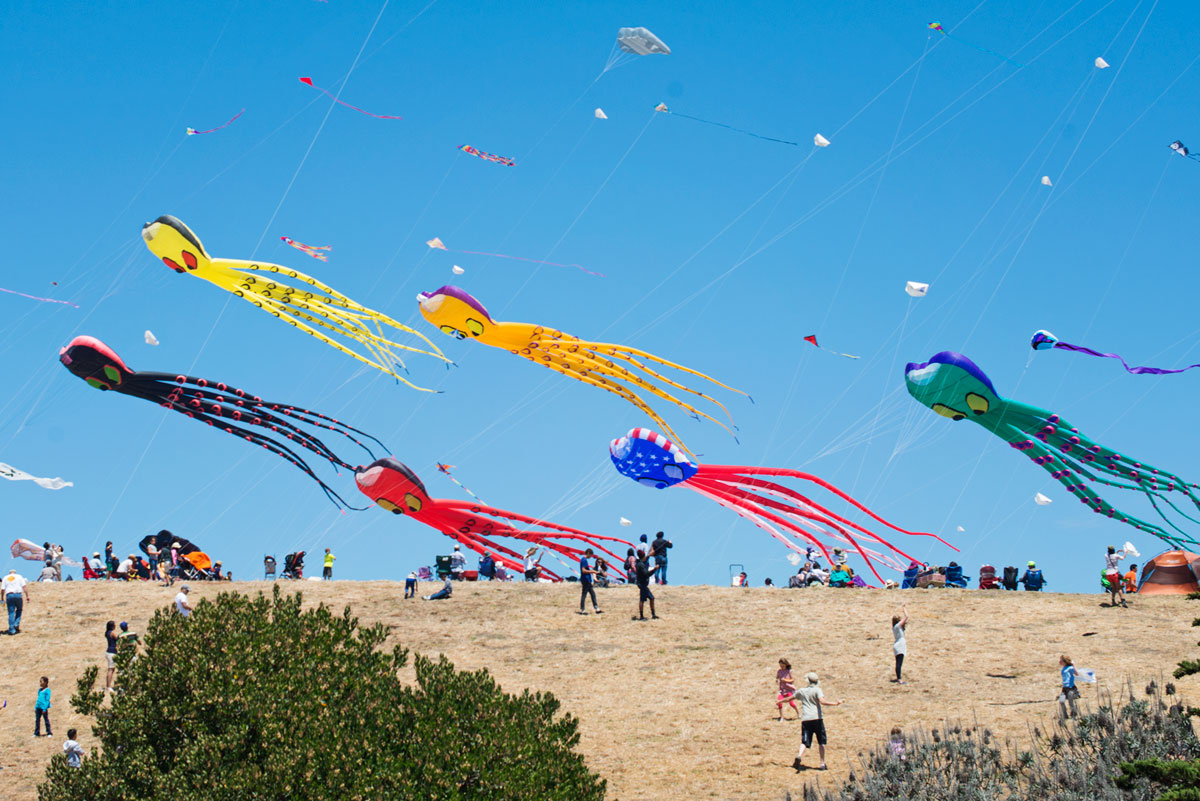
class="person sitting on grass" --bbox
[424,575,453,601]
[828,565,851,587]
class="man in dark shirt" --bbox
[633,556,660,621]
[650,531,673,585]
[577,549,602,615]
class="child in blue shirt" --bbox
[35,676,52,737]
[1058,655,1079,719]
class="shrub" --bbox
[809,683,1200,801]
[39,587,604,801]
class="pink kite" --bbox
[458,145,515,166]
[298,77,402,120]
[186,109,245,136]
[425,237,603,277]
[280,236,331,262]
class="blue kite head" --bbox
[609,428,698,489]
[904,351,1002,422]
[1030,330,1058,351]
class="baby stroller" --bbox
[180,551,214,581]
[978,564,1000,590]
[282,551,306,580]
[1001,565,1020,591]
[264,555,277,580]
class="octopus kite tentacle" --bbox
[905,351,1200,548]
[59,335,383,509]
[141,215,449,391]
[417,285,747,455]
[609,428,945,584]
[355,458,631,582]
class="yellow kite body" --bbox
[142,216,448,390]
[417,285,745,455]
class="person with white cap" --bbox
[449,544,466,580]
[792,672,842,771]
[174,584,193,618]
[2,568,30,635]
[1104,545,1129,608]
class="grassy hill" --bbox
[3,580,1196,800]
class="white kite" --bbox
[426,237,447,251]
[144,330,159,346]
[1123,541,1141,558]
[1094,57,1110,69]
[1041,175,1053,186]
[1034,492,1054,506]
[0,462,72,490]
[594,108,608,120]
[905,281,929,298]
[654,102,669,113]
[451,265,465,275]
[619,517,632,527]
[616,27,671,56]
[1077,667,1097,683]
[813,133,830,147]
[956,525,966,532]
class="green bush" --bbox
[39,587,604,801]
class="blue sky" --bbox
[4,0,1199,591]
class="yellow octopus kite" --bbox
[142,216,448,390]
[417,285,747,454]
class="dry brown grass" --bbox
[2,580,1197,800]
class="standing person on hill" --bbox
[1123,563,1139,595]
[146,540,159,577]
[169,541,183,584]
[891,604,909,684]
[404,571,418,599]
[34,676,52,737]
[1104,545,1129,608]
[104,541,115,579]
[577,549,603,615]
[792,672,842,771]
[775,658,798,721]
[104,621,119,691]
[174,585,193,618]
[623,548,637,584]
[323,548,336,581]
[3,568,30,635]
[1058,655,1080,719]
[651,531,673,585]
[632,554,660,621]
[636,534,650,562]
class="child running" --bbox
[775,659,798,721]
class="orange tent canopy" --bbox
[1138,550,1200,596]
[183,551,212,571]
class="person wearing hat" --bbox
[2,567,31,635]
[404,571,418,599]
[449,545,466,580]
[792,672,843,771]
[523,547,543,582]
[1019,561,1046,591]
[174,584,193,618]
[1104,545,1129,608]
[115,554,134,581]
[169,542,183,583]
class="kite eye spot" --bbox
[181,250,198,270]
[85,377,111,391]
[161,257,185,273]
[377,498,404,515]
[466,318,485,337]
[932,403,967,421]
[404,493,423,513]
[966,392,990,416]
[102,365,122,385]
[638,477,669,489]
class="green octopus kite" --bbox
[905,351,1200,549]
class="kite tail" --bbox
[700,465,956,549]
[211,258,450,361]
[123,384,366,509]
[1052,342,1200,376]
[435,464,489,506]
[436,500,631,565]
